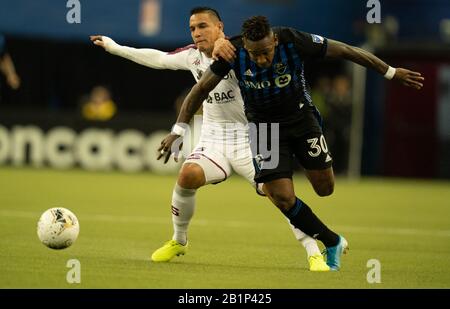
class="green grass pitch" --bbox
[0,167,449,288]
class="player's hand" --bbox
[212,38,236,62]
[157,134,183,164]
[90,35,106,48]
[90,35,118,53]
[393,68,424,90]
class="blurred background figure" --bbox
[311,76,332,121]
[0,34,21,103]
[80,85,117,121]
[325,75,352,175]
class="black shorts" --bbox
[250,106,333,183]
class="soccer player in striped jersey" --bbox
[160,16,424,270]
[91,8,330,271]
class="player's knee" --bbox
[306,168,335,197]
[314,179,334,197]
[177,164,206,189]
[269,191,296,212]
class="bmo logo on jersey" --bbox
[241,73,292,90]
[206,90,235,104]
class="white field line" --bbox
[1,209,450,238]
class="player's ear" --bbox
[218,21,224,32]
[273,34,278,46]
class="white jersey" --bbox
[105,38,256,187]
[107,40,248,146]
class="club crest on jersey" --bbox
[274,62,287,75]
[312,34,324,44]
[274,74,292,88]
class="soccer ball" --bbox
[37,207,80,249]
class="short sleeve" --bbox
[277,27,328,59]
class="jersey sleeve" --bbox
[279,27,328,59]
[108,41,193,70]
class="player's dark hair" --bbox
[190,7,222,21]
[242,16,272,41]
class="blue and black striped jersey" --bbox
[210,27,327,125]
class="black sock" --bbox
[284,197,339,247]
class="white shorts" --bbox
[183,141,259,190]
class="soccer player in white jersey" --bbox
[91,7,329,271]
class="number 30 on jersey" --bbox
[307,135,329,157]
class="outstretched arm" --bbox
[326,39,424,90]
[90,35,189,70]
[157,68,223,163]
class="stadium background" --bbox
[0,0,449,289]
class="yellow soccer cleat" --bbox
[308,254,331,271]
[151,240,188,262]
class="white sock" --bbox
[171,183,196,246]
[289,223,321,257]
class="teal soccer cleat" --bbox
[324,236,349,271]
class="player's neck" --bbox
[204,49,213,58]
[199,47,213,58]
